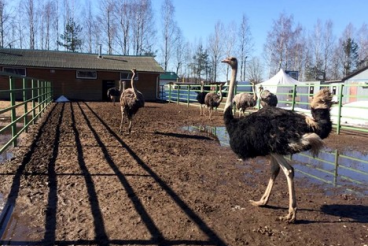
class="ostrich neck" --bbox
[201,83,204,92]
[131,72,137,98]
[217,86,223,103]
[252,83,257,101]
[225,67,237,109]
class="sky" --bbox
[150,0,368,60]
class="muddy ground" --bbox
[0,101,367,246]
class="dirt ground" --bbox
[0,101,367,246]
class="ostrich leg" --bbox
[272,154,297,223]
[249,155,280,206]
[119,108,126,133]
[128,119,133,135]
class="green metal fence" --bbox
[161,83,368,135]
[0,72,53,156]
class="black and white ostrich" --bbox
[260,89,278,108]
[232,82,257,117]
[222,57,332,223]
[119,69,145,134]
[204,84,223,120]
[196,81,207,116]
[107,81,123,106]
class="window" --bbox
[3,67,26,76]
[120,71,138,81]
[76,70,97,79]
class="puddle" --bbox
[183,125,368,196]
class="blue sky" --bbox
[151,0,368,58]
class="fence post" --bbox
[22,78,28,132]
[333,149,339,187]
[177,85,180,104]
[31,79,36,122]
[187,85,190,107]
[336,84,344,135]
[291,84,297,111]
[37,79,41,118]
[9,76,17,147]
[169,84,172,102]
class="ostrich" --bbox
[260,89,278,107]
[196,81,207,116]
[204,84,223,120]
[222,57,332,223]
[107,80,123,106]
[119,69,145,134]
[232,82,257,117]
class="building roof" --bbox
[0,48,164,73]
[160,71,179,80]
[341,65,368,81]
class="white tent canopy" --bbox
[55,95,69,102]
[256,69,309,108]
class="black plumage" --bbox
[196,81,207,116]
[107,87,121,105]
[222,56,332,223]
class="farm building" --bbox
[0,48,164,101]
[322,65,368,103]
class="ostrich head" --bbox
[221,57,238,69]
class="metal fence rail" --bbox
[160,83,368,135]
[0,72,53,156]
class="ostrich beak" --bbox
[221,58,231,63]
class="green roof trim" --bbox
[0,48,164,73]
[160,71,179,80]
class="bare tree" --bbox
[264,13,306,79]
[39,1,56,50]
[223,21,237,81]
[24,0,36,49]
[173,28,186,76]
[308,19,335,80]
[207,21,224,82]
[160,0,177,71]
[117,0,132,55]
[322,20,335,80]
[82,1,95,53]
[288,24,306,80]
[357,23,368,66]
[264,13,294,75]
[97,0,117,54]
[0,0,14,48]
[131,0,156,55]
[238,14,253,81]
[247,56,263,84]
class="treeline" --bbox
[0,0,367,82]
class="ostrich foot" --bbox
[277,208,296,223]
[249,199,267,207]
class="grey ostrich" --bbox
[107,80,124,106]
[196,81,207,116]
[260,89,278,107]
[204,84,223,120]
[232,82,257,117]
[222,57,332,223]
[119,69,145,134]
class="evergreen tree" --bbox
[192,44,209,81]
[57,18,83,52]
[342,38,359,75]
